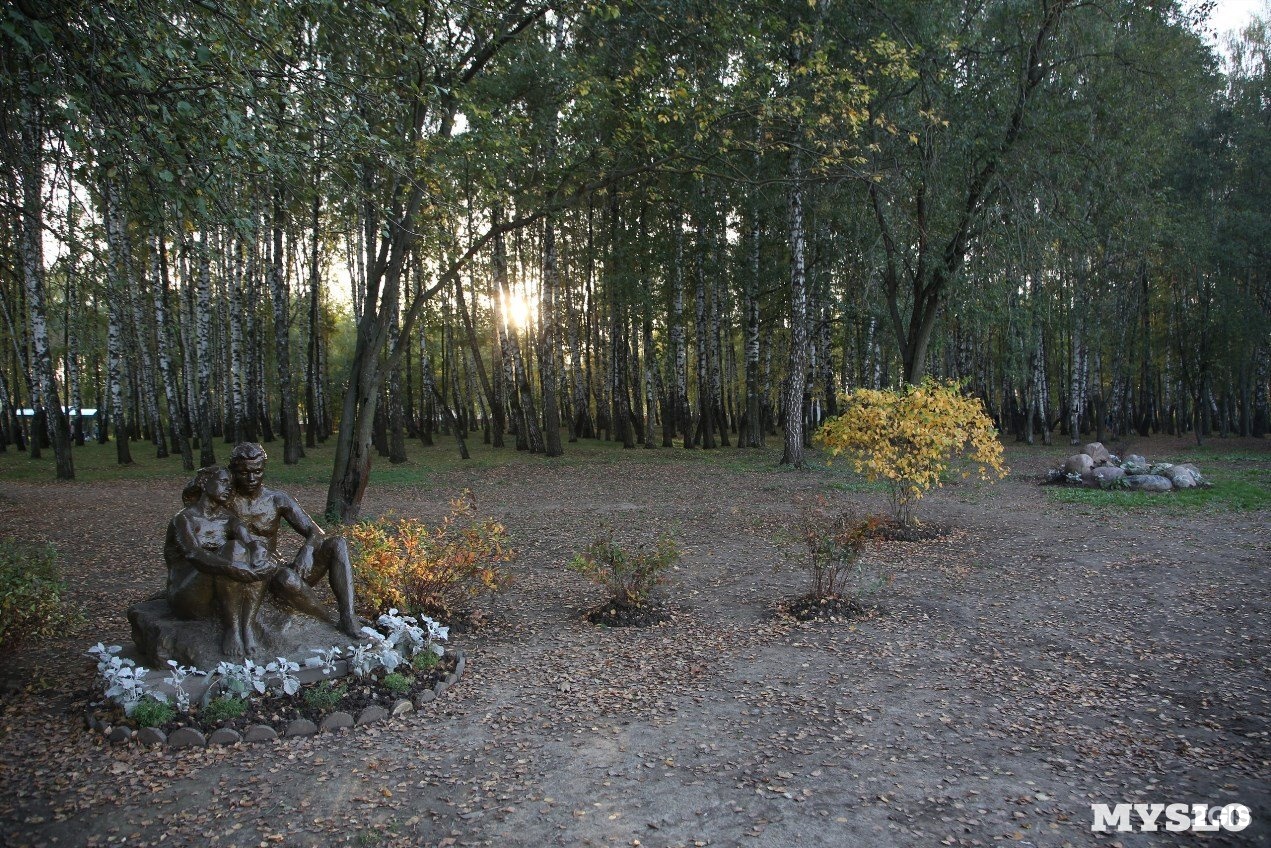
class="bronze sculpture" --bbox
[225,442,362,639]
[164,466,279,658]
[138,442,363,666]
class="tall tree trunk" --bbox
[744,197,763,447]
[708,235,729,448]
[420,326,469,460]
[540,216,564,456]
[176,246,200,451]
[194,231,216,466]
[493,210,544,453]
[271,190,302,463]
[154,231,194,470]
[306,193,325,448]
[248,238,271,444]
[1068,276,1086,446]
[780,153,808,468]
[64,266,84,446]
[455,271,504,447]
[18,104,72,478]
[694,211,715,449]
[227,234,249,443]
[642,297,658,449]
[127,235,166,457]
[670,219,691,447]
[387,267,407,464]
[104,178,134,465]
[565,253,588,442]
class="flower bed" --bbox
[85,610,459,748]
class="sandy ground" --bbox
[0,435,1267,847]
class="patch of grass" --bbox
[131,697,175,728]
[412,650,439,672]
[2,430,896,509]
[1047,469,1271,512]
[202,696,246,723]
[0,432,847,487]
[382,672,413,695]
[302,681,346,711]
[825,479,889,493]
[1174,449,1271,464]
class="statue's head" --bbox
[183,465,232,507]
[228,442,268,497]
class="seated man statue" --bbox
[226,441,363,639]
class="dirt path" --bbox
[1,438,1267,847]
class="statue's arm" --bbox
[228,515,280,576]
[277,492,325,545]
[171,514,260,582]
[276,492,327,579]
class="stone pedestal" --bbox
[128,597,350,670]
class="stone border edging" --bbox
[86,650,466,750]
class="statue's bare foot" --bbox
[339,615,365,639]
[222,629,247,659]
[243,628,261,657]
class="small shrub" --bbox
[784,501,884,601]
[382,672,414,695]
[303,681,347,712]
[816,379,1007,527]
[347,492,514,621]
[203,696,246,723]
[131,697,176,728]
[0,539,75,652]
[568,530,679,609]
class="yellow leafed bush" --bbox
[816,379,1007,526]
[345,491,514,622]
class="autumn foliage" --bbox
[816,380,1007,526]
[345,492,514,621]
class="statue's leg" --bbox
[269,567,339,628]
[214,579,247,658]
[241,582,269,657]
[308,537,362,638]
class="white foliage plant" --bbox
[89,609,449,718]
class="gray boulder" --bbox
[1091,466,1127,489]
[1164,465,1201,489]
[1121,454,1150,474]
[1124,474,1173,493]
[1083,442,1112,465]
[1064,454,1095,476]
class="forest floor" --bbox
[0,433,1268,848]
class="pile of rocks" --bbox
[1045,442,1208,492]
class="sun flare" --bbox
[503,292,534,331]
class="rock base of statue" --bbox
[128,598,350,670]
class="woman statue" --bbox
[163,466,279,658]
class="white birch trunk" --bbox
[20,110,73,477]
[152,233,194,469]
[781,153,809,468]
[195,231,216,466]
[103,178,133,464]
